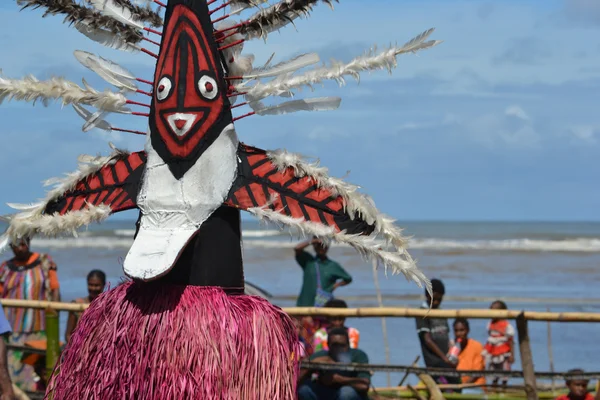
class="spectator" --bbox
[312,299,360,352]
[0,304,15,400]
[415,278,459,385]
[298,327,370,400]
[65,269,107,343]
[453,318,485,390]
[483,300,515,386]
[0,237,60,391]
[555,369,594,400]
[294,237,352,354]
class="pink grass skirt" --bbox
[46,282,301,400]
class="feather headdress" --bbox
[0,0,441,291]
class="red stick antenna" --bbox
[132,112,150,117]
[214,23,243,35]
[136,89,153,97]
[212,14,232,24]
[232,111,255,122]
[141,48,159,59]
[210,1,231,15]
[112,127,146,135]
[230,101,248,109]
[218,39,245,51]
[126,100,151,109]
[153,1,166,7]
[144,27,163,37]
[136,78,154,86]
[143,37,161,47]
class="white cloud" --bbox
[568,125,598,144]
[461,105,540,149]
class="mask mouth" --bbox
[167,112,199,137]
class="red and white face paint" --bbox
[149,2,232,178]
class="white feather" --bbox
[244,53,320,79]
[241,28,441,100]
[247,202,429,290]
[72,104,112,132]
[6,203,43,211]
[90,0,144,30]
[0,233,9,255]
[0,72,129,113]
[75,22,141,53]
[74,51,136,80]
[251,97,341,116]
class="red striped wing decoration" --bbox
[225,144,375,235]
[44,151,146,215]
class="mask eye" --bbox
[198,75,218,100]
[156,76,172,101]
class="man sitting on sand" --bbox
[555,369,594,400]
[298,327,370,400]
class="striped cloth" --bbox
[0,253,59,333]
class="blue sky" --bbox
[0,0,599,221]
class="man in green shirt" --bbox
[294,238,353,307]
[298,328,370,399]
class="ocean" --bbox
[2,219,600,387]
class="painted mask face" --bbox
[149,1,232,178]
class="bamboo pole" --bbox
[419,373,445,400]
[547,307,555,392]
[517,313,538,400]
[3,299,600,322]
[372,258,392,387]
[45,308,60,380]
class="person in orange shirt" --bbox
[483,300,515,387]
[555,369,594,400]
[453,318,485,392]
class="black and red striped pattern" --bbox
[44,152,147,216]
[225,144,374,235]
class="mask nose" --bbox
[174,119,187,130]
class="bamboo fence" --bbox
[2,299,599,400]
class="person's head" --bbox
[426,279,445,309]
[490,300,508,322]
[312,236,329,257]
[87,270,107,300]
[565,369,589,399]
[327,327,350,360]
[325,298,348,328]
[10,237,32,261]
[453,318,470,341]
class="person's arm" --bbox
[422,332,454,365]
[47,259,60,302]
[65,311,77,344]
[331,263,352,290]
[298,355,333,384]
[416,318,453,366]
[327,350,370,393]
[294,240,316,269]
[507,323,516,364]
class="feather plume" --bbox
[75,22,141,52]
[0,72,129,113]
[240,0,337,40]
[248,201,428,290]
[74,51,138,91]
[250,97,341,115]
[241,28,441,100]
[16,0,143,44]
[244,53,319,79]
[89,0,144,30]
[72,104,112,132]
[99,0,163,27]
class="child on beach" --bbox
[483,300,515,386]
[554,369,594,400]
